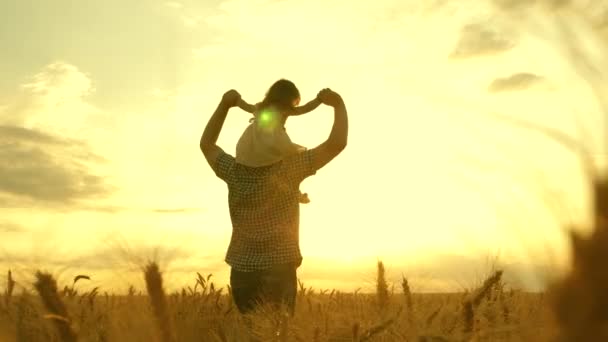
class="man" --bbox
[200,86,348,315]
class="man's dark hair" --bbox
[259,79,300,113]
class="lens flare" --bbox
[257,109,279,130]
[259,111,272,124]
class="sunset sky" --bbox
[1,0,606,293]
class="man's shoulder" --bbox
[216,150,236,167]
[282,149,310,165]
[281,150,317,180]
[212,150,236,182]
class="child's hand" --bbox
[291,97,322,116]
[317,88,343,107]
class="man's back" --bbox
[212,150,318,272]
[200,86,347,315]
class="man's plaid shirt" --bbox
[212,149,318,272]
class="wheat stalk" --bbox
[34,271,77,342]
[4,269,15,308]
[376,261,389,312]
[144,262,176,342]
[462,270,503,335]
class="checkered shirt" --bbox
[212,149,317,272]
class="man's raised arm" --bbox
[309,88,348,171]
[200,90,240,168]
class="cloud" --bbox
[0,221,25,233]
[67,205,205,214]
[1,61,102,140]
[491,0,533,10]
[0,125,110,206]
[75,204,130,213]
[151,207,205,214]
[488,72,545,92]
[0,62,113,208]
[492,0,574,11]
[20,62,93,98]
[450,21,517,59]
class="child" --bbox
[235,95,321,204]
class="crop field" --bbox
[0,178,604,342]
[1,264,554,342]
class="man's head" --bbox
[260,79,301,113]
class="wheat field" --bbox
[0,264,553,341]
[0,178,605,342]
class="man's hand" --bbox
[221,89,241,108]
[317,88,343,107]
[201,90,239,167]
[307,87,347,171]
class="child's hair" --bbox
[258,79,301,114]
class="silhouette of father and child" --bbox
[200,79,348,316]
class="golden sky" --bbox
[1,0,606,293]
